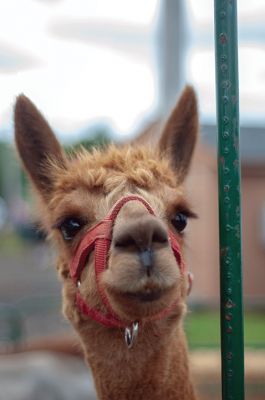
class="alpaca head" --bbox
[14,87,198,335]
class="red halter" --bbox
[70,195,187,328]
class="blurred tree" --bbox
[65,128,111,155]
[0,142,5,198]
[0,141,21,203]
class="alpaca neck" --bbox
[80,321,197,400]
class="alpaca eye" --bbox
[171,213,188,233]
[60,218,83,241]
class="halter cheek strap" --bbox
[70,195,188,329]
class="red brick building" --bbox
[186,127,265,306]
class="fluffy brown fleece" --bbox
[14,86,199,400]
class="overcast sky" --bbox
[0,0,159,140]
[1,0,265,142]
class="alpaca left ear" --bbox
[14,95,66,198]
[159,86,198,183]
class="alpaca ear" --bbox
[14,95,65,197]
[159,86,198,183]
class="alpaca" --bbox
[14,86,198,400]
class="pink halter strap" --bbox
[70,195,186,328]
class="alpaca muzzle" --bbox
[70,194,191,346]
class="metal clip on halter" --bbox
[124,321,139,349]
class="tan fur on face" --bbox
[49,145,178,196]
[45,145,188,324]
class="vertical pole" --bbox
[157,0,188,115]
[214,1,245,400]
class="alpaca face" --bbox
[14,86,198,327]
[44,148,191,322]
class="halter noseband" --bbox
[70,195,189,332]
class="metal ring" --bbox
[124,321,139,349]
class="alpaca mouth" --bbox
[124,289,163,302]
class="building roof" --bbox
[201,124,265,165]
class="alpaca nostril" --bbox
[152,230,168,244]
[114,234,135,249]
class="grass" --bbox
[0,230,43,255]
[0,231,26,254]
[185,311,265,349]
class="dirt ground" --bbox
[0,349,264,400]
[191,350,265,400]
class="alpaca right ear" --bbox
[158,86,198,183]
[14,95,65,197]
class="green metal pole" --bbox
[214,1,245,400]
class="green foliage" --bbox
[0,141,10,198]
[65,129,111,155]
[0,231,26,254]
[0,140,23,201]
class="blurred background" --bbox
[0,1,264,399]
